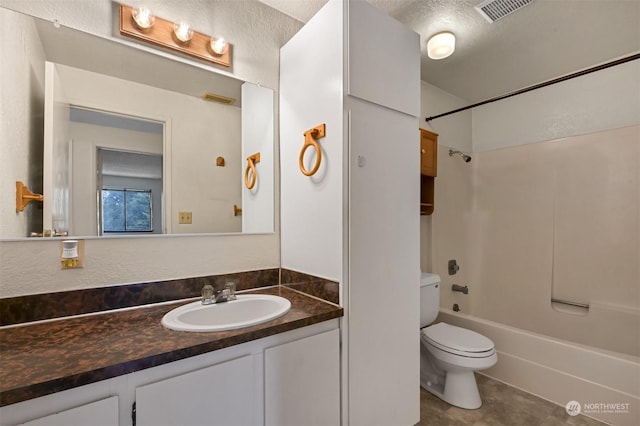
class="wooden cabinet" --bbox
[420,128,438,177]
[420,129,438,215]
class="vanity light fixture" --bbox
[210,36,227,55]
[131,6,155,29]
[173,22,194,43]
[427,31,456,60]
[119,3,231,67]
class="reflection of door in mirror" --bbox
[43,62,71,235]
[65,105,164,236]
[68,108,164,236]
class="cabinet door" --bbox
[347,0,420,116]
[135,355,255,426]
[420,129,438,177]
[19,396,118,426]
[349,100,420,425]
[264,329,340,426]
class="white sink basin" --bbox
[161,294,291,332]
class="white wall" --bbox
[279,0,345,282]
[420,81,472,153]
[0,8,46,238]
[419,80,473,303]
[0,0,300,89]
[0,0,301,297]
[472,60,640,152]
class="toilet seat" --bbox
[421,322,495,358]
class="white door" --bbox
[43,61,72,234]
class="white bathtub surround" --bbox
[439,309,640,426]
[465,126,640,357]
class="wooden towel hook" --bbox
[299,123,326,176]
[244,152,261,190]
[16,181,44,212]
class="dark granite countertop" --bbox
[0,286,343,407]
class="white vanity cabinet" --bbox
[18,396,119,426]
[264,329,340,426]
[0,320,339,426]
[135,355,256,426]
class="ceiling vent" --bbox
[475,0,534,23]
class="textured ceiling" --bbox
[259,0,640,103]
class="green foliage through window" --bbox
[102,189,152,232]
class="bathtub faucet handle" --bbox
[452,284,468,295]
[448,260,460,275]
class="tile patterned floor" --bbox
[418,374,607,426]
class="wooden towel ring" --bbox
[244,152,260,189]
[299,123,326,176]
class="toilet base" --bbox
[421,370,482,409]
[420,343,485,410]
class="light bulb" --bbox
[427,32,455,60]
[174,22,194,43]
[132,7,155,29]
[210,36,227,55]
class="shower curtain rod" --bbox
[424,53,640,122]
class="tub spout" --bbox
[452,284,468,294]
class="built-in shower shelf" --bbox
[420,129,438,216]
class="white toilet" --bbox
[420,273,497,409]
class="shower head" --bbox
[449,149,472,163]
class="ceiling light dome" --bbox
[427,31,456,60]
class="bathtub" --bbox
[436,309,639,426]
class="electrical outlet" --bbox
[179,211,192,224]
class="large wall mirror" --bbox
[0,7,274,240]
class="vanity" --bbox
[0,282,343,426]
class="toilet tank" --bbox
[420,273,440,327]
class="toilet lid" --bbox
[422,322,494,354]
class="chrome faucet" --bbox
[451,284,469,294]
[201,282,237,305]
